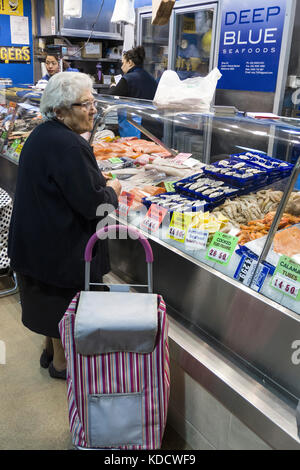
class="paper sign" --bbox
[168,212,193,243]
[141,204,167,233]
[206,231,238,265]
[184,157,202,168]
[117,191,134,218]
[234,255,269,292]
[185,228,209,251]
[109,157,123,164]
[85,43,101,55]
[163,181,175,192]
[270,255,300,300]
[10,16,29,45]
[173,153,192,164]
[114,74,122,85]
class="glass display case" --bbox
[0,86,42,195]
[92,95,300,310]
[91,95,300,401]
[0,87,42,164]
[0,90,300,405]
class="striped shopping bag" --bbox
[59,292,170,449]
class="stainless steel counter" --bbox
[108,216,300,449]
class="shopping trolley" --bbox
[59,224,170,449]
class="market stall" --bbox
[90,95,300,448]
[1,91,300,448]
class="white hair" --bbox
[40,72,94,120]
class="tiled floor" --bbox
[0,276,187,450]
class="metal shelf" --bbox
[36,55,120,63]
[64,56,121,62]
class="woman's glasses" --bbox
[71,100,97,110]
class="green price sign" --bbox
[164,181,175,192]
[270,255,300,301]
[206,231,238,265]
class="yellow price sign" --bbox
[168,211,194,243]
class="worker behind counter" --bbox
[109,46,163,140]
[36,53,79,90]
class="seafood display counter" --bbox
[1,89,300,448]
[0,86,42,196]
[91,96,300,448]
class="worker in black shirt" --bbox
[109,46,160,138]
[109,46,157,100]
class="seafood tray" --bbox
[142,192,210,215]
[232,152,293,177]
[203,158,268,187]
[174,173,240,203]
[97,156,135,171]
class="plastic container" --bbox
[203,158,268,187]
[232,152,294,179]
[142,193,210,215]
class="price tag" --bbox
[117,191,134,218]
[234,255,270,291]
[270,255,300,300]
[185,228,209,251]
[10,138,21,151]
[141,204,168,233]
[1,131,7,141]
[109,157,123,164]
[206,231,238,265]
[173,152,192,164]
[163,181,175,193]
[168,212,193,242]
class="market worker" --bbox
[8,72,121,379]
[109,46,158,137]
[36,53,79,89]
[109,46,157,100]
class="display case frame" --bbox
[1,91,299,447]
[91,95,300,406]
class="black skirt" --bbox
[17,273,79,339]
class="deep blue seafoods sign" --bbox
[217,0,286,92]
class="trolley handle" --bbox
[85,225,154,263]
[84,225,153,292]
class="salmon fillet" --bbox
[274,226,300,257]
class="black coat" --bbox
[8,119,118,289]
[109,66,157,100]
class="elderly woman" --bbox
[8,72,121,379]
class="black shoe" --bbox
[40,349,53,369]
[48,361,66,380]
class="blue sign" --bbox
[0,0,33,85]
[217,0,286,92]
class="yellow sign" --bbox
[0,45,30,63]
[0,0,23,16]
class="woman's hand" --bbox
[107,178,122,198]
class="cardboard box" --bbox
[81,42,102,59]
[66,46,81,58]
[152,0,175,26]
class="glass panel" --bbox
[173,8,215,80]
[92,96,300,317]
[141,16,169,80]
[246,124,300,316]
